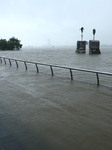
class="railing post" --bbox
[8,59,12,66]
[0,57,2,63]
[24,61,27,70]
[4,58,6,65]
[50,66,54,76]
[70,69,73,80]
[96,73,99,86]
[35,63,39,73]
[15,60,18,68]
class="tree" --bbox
[8,37,22,50]
[0,39,8,50]
[0,37,23,50]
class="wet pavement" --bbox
[0,126,23,150]
[0,64,112,150]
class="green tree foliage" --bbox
[0,39,8,50]
[0,37,23,50]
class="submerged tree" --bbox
[0,37,23,50]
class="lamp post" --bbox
[80,27,84,41]
[93,29,96,40]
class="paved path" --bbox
[0,65,112,150]
[0,126,23,150]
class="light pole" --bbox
[80,27,84,41]
[93,29,96,40]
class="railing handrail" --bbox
[1,56,112,76]
[0,56,112,86]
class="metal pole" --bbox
[96,73,99,86]
[93,29,96,40]
[81,33,83,41]
[50,66,54,76]
[4,58,6,65]
[15,60,18,68]
[9,59,12,66]
[35,63,39,73]
[70,69,73,80]
[0,57,2,63]
[24,61,27,70]
[80,27,84,41]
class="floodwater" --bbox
[0,46,112,150]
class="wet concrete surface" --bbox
[0,65,112,150]
[0,126,23,150]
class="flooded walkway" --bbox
[0,65,112,150]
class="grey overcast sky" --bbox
[0,0,112,47]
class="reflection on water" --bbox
[0,46,112,150]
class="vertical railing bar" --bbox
[96,72,99,86]
[4,58,6,65]
[70,69,73,80]
[50,66,54,76]
[8,59,12,66]
[24,61,27,70]
[35,63,39,73]
[15,60,18,68]
[0,57,2,63]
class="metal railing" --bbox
[0,56,112,86]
